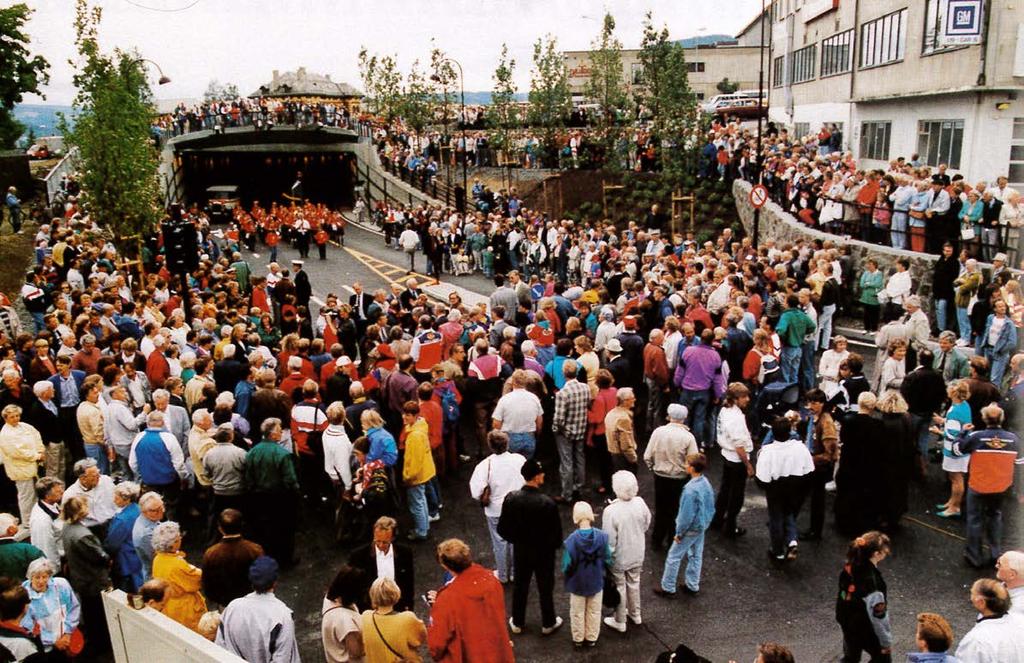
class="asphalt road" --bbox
[221,224,1020,663]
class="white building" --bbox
[753,0,1024,187]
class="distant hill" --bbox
[676,34,738,48]
[12,104,76,145]
[462,91,528,105]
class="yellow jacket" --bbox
[402,419,435,487]
[0,423,44,481]
[76,401,105,445]
[152,551,207,633]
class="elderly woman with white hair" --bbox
[600,471,651,634]
[151,521,207,633]
[21,557,80,654]
[104,481,144,592]
[561,502,612,648]
[0,404,45,529]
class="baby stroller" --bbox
[753,381,801,443]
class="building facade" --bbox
[562,44,763,105]
[762,0,1024,186]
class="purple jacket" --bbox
[674,343,726,398]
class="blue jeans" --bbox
[799,341,816,392]
[957,307,971,344]
[407,484,429,537]
[935,298,950,333]
[890,211,908,249]
[987,351,1010,388]
[780,346,801,384]
[84,444,109,475]
[817,304,835,350]
[507,432,536,459]
[424,477,441,517]
[965,488,1004,566]
[486,515,513,583]
[30,312,46,334]
[766,496,798,556]
[679,389,711,447]
[660,531,705,592]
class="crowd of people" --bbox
[153,96,358,138]
[0,123,1020,661]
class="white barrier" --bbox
[102,589,244,663]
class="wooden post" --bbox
[672,191,697,238]
[601,182,625,217]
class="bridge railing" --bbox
[43,148,79,204]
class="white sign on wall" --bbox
[940,0,983,46]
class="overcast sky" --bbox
[21,0,764,105]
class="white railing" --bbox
[103,589,244,663]
[43,147,79,204]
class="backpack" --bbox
[439,385,460,423]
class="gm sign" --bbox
[942,0,983,45]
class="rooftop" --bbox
[250,67,361,99]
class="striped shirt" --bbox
[553,379,591,440]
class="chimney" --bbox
[272,70,279,84]
[297,66,306,81]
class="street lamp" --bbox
[432,57,467,213]
[136,57,171,85]
[753,0,766,248]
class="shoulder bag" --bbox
[478,458,492,507]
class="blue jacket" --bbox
[47,371,86,408]
[366,426,397,467]
[21,577,80,648]
[104,503,144,590]
[905,653,958,662]
[979,315,1018,356]
[561,527,612,597]
[133,429,177,486]
[675,475,715,536]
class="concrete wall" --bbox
[350,139,442,209]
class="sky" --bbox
[20,0,764,105]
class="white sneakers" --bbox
[508,617,522,634]
[540,616,563,635]
[603,616,627,633]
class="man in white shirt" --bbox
[29,477,63,564]
[469,431,525,584]
[491,371,544,458]
[644,404,698,550]
[347,517,415,611]
[711,383,754,538]
[996,551,1024,615]
[399,225,420,273]
[61,458,117,531]
[755,417,814,561]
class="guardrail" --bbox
[43,147,79,204]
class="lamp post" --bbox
[134,57,171,85]
[753,0,766,248]
[431,57,466,213]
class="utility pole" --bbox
[754,0,766,248]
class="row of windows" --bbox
[629,61,704,84]
[855,119,963,169]
[773,0,958,87]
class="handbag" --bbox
[478,458,492,507]
[68,628,85,656]
[960,225,976,240]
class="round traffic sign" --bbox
[750,184,769,209]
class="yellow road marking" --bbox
[902,515,966,542]
[342,246,434,286]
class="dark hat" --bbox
[248,555,280,591]
[931,175,945,185]
[520,458,544,481]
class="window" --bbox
[695,92,706,100]
[791,44,816,83]
[860,121,891,160]
[922,0,960,55]
[630,63,644,86]
[820,29,854,77]
[794,122,810,138]
[1009,118,1024,189]
[772,56,785,87]
[686,62,706,73]
[917,119,964,169]
[860,8,907,68]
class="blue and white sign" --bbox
[941,0,983,46]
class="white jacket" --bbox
[601,472,651,571]
[955,613,1024,662]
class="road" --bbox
[219,222,1019,662]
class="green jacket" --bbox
[954,271,982,308]
[243,440,299,494]
[776,308,816,348]
[858,270,884,306]
[0,540,44,581]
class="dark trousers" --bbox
[511,547,556,629]
[713,459,747,531]
[807,462,833,536]
[141,480,182,521]
[965,489,1005,566]
[862,304,880,333]
[652,474,687,547]
[841,628,891,663]
[248,491,297,565]
[766,487,802,554]
[58,408,84,464]
[588,435,612,493]
[79,591,111,656]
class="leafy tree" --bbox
[0,4,50,149]
[401,60,433,134]
[637,11,699,175]
[716,77,739,94]
[357,48,403,122]
[62,0,160,251]
[489,44,519,166]
[203,79,240,102]
[429,44,458,130]
[583,13,628,169]
[527,34,571,167]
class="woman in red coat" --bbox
[426,539,514,663]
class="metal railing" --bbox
[42,148,79,204]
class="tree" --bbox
[528,35,571,168]
[637,12,699,175]
[489,44,519,166]
[401,60,433,134]
[62,0,160,252]
[0,4,50,149]
[584,13,628,169]
[357,47,403,122]
[429,44,458,130]
[716,77,739,94]
[203,79,240,102]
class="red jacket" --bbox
[426,564,514,663]
[146,351,170,389]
